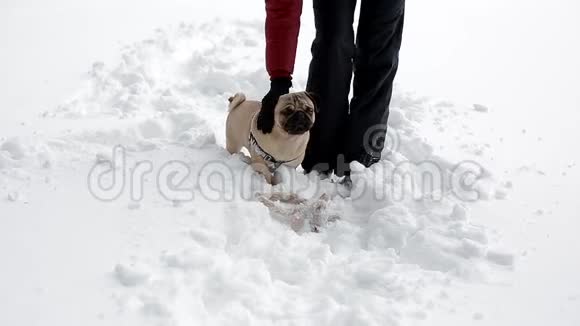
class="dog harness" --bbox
[249,132,299,172]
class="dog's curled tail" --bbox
[228,93,246,111]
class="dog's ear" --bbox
[305,91,319,113]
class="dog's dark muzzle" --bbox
[284,111,313,135]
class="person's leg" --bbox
[302,0,357,175]
[344,0,404,170]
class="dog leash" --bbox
[249,132,299,172]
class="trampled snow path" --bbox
[0,20,519,326]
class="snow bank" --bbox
[1,20,513,326]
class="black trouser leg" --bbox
[302,0,357,174]
[345,0,405,168]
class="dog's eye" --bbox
[281,108,294,116]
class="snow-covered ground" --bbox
[1,1,579,325]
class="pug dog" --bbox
[225,92,316,184]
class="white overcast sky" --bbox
[1,0,578,141]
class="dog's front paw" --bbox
[271,171,283,185]
[233,152,251,164]
[239,155,252,165]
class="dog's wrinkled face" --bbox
[275,92,316,135]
